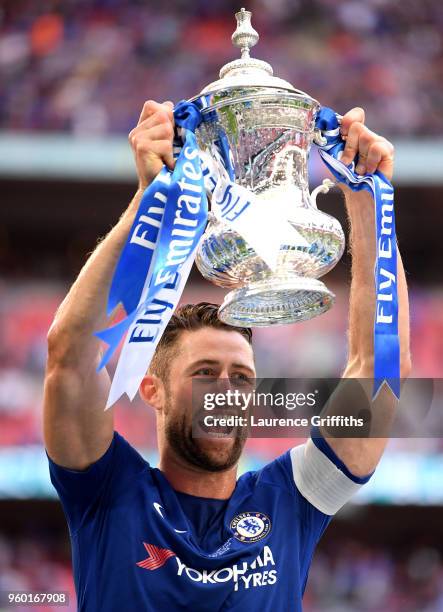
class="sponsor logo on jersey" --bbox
[230,512,271,543]
[136,542,176,570]
[175,545,277,591]
[136,542,277,592]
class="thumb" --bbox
[162,100,175,171]
[162,151,176,172]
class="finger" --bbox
[132,122,174,146]
[366,140,394,177]
[162,150,176,171]
[138,100,161,125]
[136,108,174,131]
[354,127,381,174]
[340,107,365,139]
[148,139,175,171]
[137,100,174,126]
[364,142,383,175]
[134,138,175,172]
[130,110,175,143]
[340,121,365,166]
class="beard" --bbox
[164,396,247,472]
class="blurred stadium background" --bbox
[1,0,443,610]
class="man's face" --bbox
[161,327,255,472]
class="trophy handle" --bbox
[310,178,335,209]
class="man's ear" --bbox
[139,374,164,412]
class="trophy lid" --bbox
[199,8,306,96]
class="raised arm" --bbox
[43,100,175,469]
[317,107,411,477]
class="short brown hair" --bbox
[149,302,253,381]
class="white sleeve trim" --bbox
[290,440,363,515]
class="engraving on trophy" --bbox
[192,9,346,326]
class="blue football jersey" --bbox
[47,432,333,611]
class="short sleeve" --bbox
[254,449,332,540]
[46,431,148,535]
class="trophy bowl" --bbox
[192,9,345,327]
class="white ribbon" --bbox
[105,247,197,408]
[200,146,309,270]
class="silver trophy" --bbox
[193,8,345,326]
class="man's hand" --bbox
[128,100,175,189]
[317,106,410,478]
[339,107,395,181]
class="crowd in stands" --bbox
[0,533,74,612]
[1,0,442,137]
[305,539,443,611]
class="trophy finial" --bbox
[212,6,301,85]
[232,8,259,59]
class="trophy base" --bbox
[218,277,335,327]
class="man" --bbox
[44,100,411,611]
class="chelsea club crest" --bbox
[230,512,271,543]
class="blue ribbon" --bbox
[95,100,208,370]
[315,107,400,398]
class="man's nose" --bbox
[217,375,233,393]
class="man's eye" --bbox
[194,368,213,376]
[231,373,251,382]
